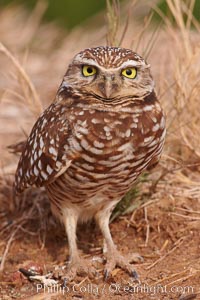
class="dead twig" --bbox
[170,213,200,221]
[175,207,200,215]
[165,268,199,287]
[0,227,19,271]
[150,269,189,286]
[144,207,150,247]
[146,236,186,270]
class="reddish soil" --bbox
[0,185,199,300]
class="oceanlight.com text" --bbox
[36,282,195,296]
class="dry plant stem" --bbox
[149,160,193,195]
[118,0,137,47]
[151,269,189,286]
[165,0,200,159]
[160,239,169,252]
[170,213,200,221]
[133,12,153,53]
[18,225,38,236]
[0,42,43,117]
[166,0,191,57]
[0,192,39,236]
[185,0,196,30]
[180,127,200,158]
[74,276,89,287]
[106,0,120,46]
[0,227,19,272]
[183,1,200,31]
[3,88,25,103]
[146,236,186,270]
[20,1,48,45]
[130,199,160,223]
[144,207,150,247]
[165,269,199,287]
[175,207,200,215]
[144,21,161,59]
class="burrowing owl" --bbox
[15,46,166,279]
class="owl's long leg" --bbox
[95,208,141,279]
[63,210,79,263]
[63,210,96,279]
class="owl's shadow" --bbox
[45,217,102,263]
[77,220,102,253]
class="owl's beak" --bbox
[104,77,113,98]
[98,75,116,99]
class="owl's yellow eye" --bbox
[121,67,137,79]
[82,65,97,77]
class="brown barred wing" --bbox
[14,103,73,193]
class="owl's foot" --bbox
[104,250,143,280]
[65,257,97,281]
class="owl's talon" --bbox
[104,269,110,281]
[132,270,139,280]
[104,250,140,279]
[62,277,68,287]
[64,257,98,281]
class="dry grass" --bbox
[0,42,43,117]
[0,0,200,299]
[158,0,200,161]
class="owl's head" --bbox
[60,46,154,102]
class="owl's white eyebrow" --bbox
[120,60,150,69]
[74,58,98,67]
[74,58,150,70]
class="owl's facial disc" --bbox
[63,47,154,101]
